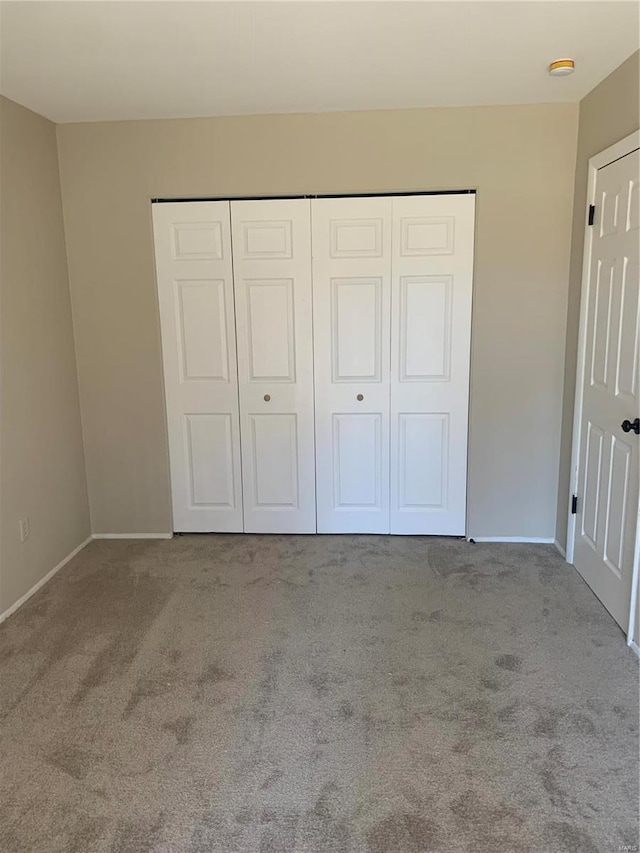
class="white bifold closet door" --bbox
[230,199,316,533]
[312,197,393,533]
[390,194,475,535]
[312,194,475,535]
[153,202,243,532]
[155,194,474,536]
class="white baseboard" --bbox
[92,533,173,540]
[553,539,567,558]
[627,639,640,659]
[0,535,93,624]
[469,536,555,544]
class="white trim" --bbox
[469,536,555,544]
[627,511,640,647]
[0,535,92,624]
[628,640,639,660]
[92,533,173,539]
[554,539,566,559]
[566,129,640,564]
[590,132,640,171]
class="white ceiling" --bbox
[0,1,638,124]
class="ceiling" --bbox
[0,1,638,124]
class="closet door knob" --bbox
[356,394,364,401]
[264,394,271,402]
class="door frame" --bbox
[152,189,476,538]
[565,129,640,643]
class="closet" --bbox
[152,193,475,536]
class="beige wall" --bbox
[56,103,578,538]
[556,52,640,549]
[0,97,90,615]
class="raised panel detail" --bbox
[175,280,228,381]
[400,216,455,256]
[600,188,620,238]
[330,219,383,258]
[616,259,639,400]
[399,276,452,381]
[582,422,604,550]
[185,414,235,507]
[246,279,296,382]
[332,414,381,508]
[240,220,293,259]
[331,278,382,382]
[249,414,299,508]
[590,260,614,389]
[172,222,223,260]
[627,180,639,232]
[398,414,448,510]
[603,437,631,578]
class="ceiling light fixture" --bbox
[548,59,575,77]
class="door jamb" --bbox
[629,512,640,651]
[565,130,640,642]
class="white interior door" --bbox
[153,201,243,532]
[573,148,640,629]
[312,197,392,533]
[390,194,475,534]
[231,199,316,533]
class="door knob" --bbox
[356,394,364,401]
[264,394,271,402]
[621,417,640,434]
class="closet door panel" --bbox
[153,201,243,532]
[390,194,475,534]
[231,199,316,533]
[312,197,392,533]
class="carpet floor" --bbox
[0,536,637,853]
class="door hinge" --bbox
[571,494,578,515]
[588,205,595,226]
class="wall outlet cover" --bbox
[19,517,30,543]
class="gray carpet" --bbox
[0,536,637,853]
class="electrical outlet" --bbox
[19,517,30,543]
